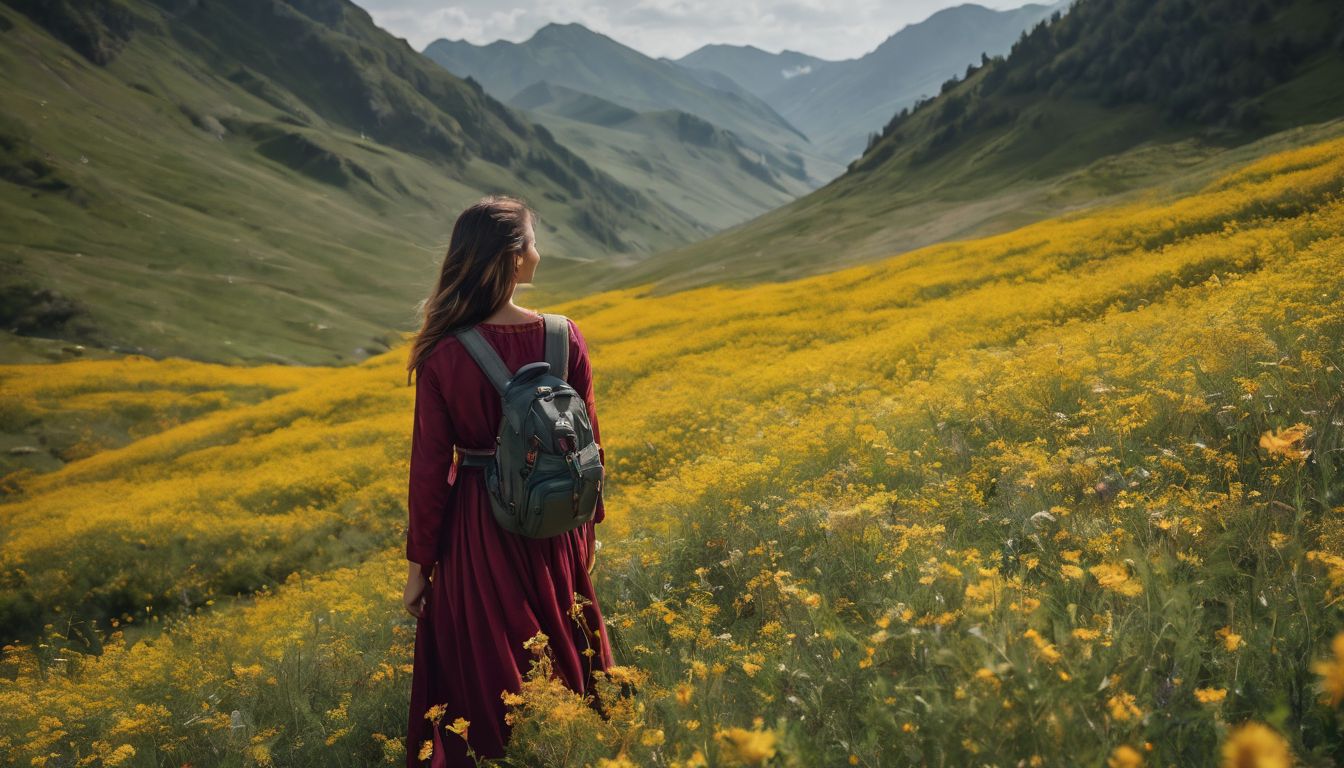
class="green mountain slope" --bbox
[0,0,703,365]
[600,0,1344,296]
[422,22,844,185]
[506,81,815,244]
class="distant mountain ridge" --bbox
[422,22,844,184]
[674,2,1066,160]
[510,81,641,127]
[670,44,829,100]
[504,81,818,244]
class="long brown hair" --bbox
[405,194,536,385]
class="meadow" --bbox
[2,133,1343,766]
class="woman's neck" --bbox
[482,301,537,324]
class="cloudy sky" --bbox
[354,0,1033,61]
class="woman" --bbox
[402,195,615,767]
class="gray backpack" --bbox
[452,313,604,538]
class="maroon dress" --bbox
[405,313,614,767]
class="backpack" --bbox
[451,312,604,538]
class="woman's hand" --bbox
[585,523,598,574]
[404,560,433,618]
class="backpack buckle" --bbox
[450,446,496,485]
[564,445,582,476]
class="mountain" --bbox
[675,2,1064,161]
[422,22,844,185]
[0,0,706,365]
[506,81,816,241]
[671,44,829,100]
[511,81,641,126]
[595,0,1344,295]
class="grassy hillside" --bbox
[0,0,705,367]
[854,0,1344,175]
[2,131,1342,766]
[422,22,844,186]
[604,0,1344,297]
[507,82,816,241]
[0,356,315,481]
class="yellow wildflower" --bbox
[523,630,549,653]
[1090,563,1143,597]
[103,745,138,767]
[715,725,778,766]
[1219,722,1292,768]
[1023,628,1062,663]
[1107,745,1144,768]
[1259,424,1311,462]
[1194,687,1227,705]
[501,691,525,707]
[1312,632,1344,708]
[1106,692,1143,722]
[1217,626,1245,652]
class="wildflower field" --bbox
[2,134,1344,767]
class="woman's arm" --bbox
[406,356,456,613]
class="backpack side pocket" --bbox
[571,442,604,520]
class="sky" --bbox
[353,0,1034,61]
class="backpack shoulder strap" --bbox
[453,326,512,394]
[542,313,569,382]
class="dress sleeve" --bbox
[568,319,606,525]
[407,353,457,569]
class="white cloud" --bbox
[354,0,1036,60]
